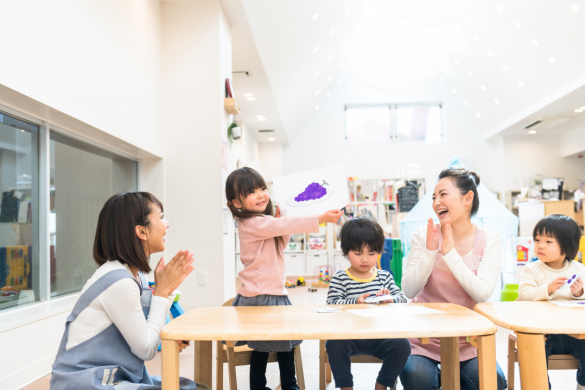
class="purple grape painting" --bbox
[295,182,327,202]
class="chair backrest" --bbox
[222,298,235,307]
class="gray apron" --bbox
[50,269,196,390]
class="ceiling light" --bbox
[463,100,469,106]
[472,35,479,42]
[502,65,509,72]
[496,4,503,12]
[439,77,445,82]
[268,137,276,141]
[257,117,266,122]
[575,109,583,113]
[314,72,319,77]
[330,28,336,35]
[337,80,342,85]
[315,90,320,96]
[549,57,557,64]
[312,13,319,21]
[451,88,457,94]
[244,93,254,97]
[581,106,585,109]
[487,50,494,57]
[313,47,320,53]
[339,62,344,68]
[531,39,539,47]
[494,98,500,104]
[328,56,333,62]
[342,40,347,46]
[475,112,481,118]
[480,85,487,91]
[346,10,351,16]
[517,80,524,87]
[246,97,256,101]
[326,93,331,98]
[315,105,320,110]
[528,130,536,134]
[454,58,460,64]
[571,4,579,11]
[327,76,332,82]
[467,71,473,78]
[514,22,521,29]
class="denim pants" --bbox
[545,334,585,387]
[399,354,507,390]
[325,338,411,388]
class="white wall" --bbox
[561,126,585,158]
[258,142,283,181]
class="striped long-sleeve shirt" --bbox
[326,268,407,305]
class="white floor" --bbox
[24,286,577,389]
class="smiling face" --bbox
[234,186,270,213]
[432,177,473,224]
[534,232,565,269]
[347,245,379,279]
[144,204,169,256]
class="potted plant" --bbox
[227,122,242,145]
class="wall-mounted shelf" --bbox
[224,98,240,115]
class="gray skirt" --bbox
[232,294,302,352]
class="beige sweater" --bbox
[519,259,585,301]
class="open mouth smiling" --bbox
[436,208,448,216]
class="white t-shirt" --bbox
[519,259,585,301]
[66,261,173,361]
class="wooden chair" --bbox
[319,340,396,390]
[507,333,578,390]
[216,298,305,390]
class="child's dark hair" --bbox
[225,167,275,220]
[93,191,163,273]
[533,214,581,261]
[438,167,481,216]
[339,217,385,256]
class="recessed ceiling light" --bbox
[517,80,525,87]
[244,93,254,97]
[346,10,351,16]
[315,90,320,96]
[467,71,473,78]
[463,100,469,106]
[246,97,256,101]
[256,115,265,118]
[487,50,494,57]
[439,77,445,82]
[514,22,521,29]
[314,72,319,77]
[475,112,481,118]
[330,28,336,35]
[575,109,583,113]
[268,137,276,141]
[502,65,509,72]
[315,105,320,110]
[454,58,460,64]
[581,106,585,109]
[326,93,331,98]
[496,4,503,12]
[451,88,457,94]
[549,57,557,64]
[528,130,536,134]
[313,47,320,53]
[494,98,500,104]
[472,35,479,42]
[328,56,333,62]
[480,85,487,91]
[531,39,539,47]
[327,76,332,82]
[342,40,347,46]
[337,80,342,85]
[571,4,579,11]
[312,13,319,21]
[257,117,266,122]
[339,62,344,68]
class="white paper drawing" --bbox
[273,164,348,217]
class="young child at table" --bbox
[225,167,343,390]
[519,213,585,389]
[326,217,410,390]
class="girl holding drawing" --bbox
[399,167,508,390]
[225,167,343,390]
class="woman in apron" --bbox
[50,192,197,390]
[399,168,508,390]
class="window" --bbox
[0,108,139,311]
[345,103,443,144]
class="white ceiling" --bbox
[222,0,585,144]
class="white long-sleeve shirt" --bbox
[402,226,502,303]
[66,261,174,361]
[519,259,585,301]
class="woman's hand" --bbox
[548,276,569,295]
[571,277,584,297]
[426,218,439,251]
[356,292,371,304]
[153,250,195,297]
[441,221,454,254]
[318,209,344,224]
[179,340,190,353]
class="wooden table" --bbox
[475,301,585,390]
[160,303,498,390]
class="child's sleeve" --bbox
[571,262,585,300]
[326,273,357,305]
[401,226,438,299]
[383,272,407,303]
[518,264,550,301]
[242,215,319,240]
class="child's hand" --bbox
[318,209,344,224]
[571,277,584,297]
[376,289,394,303]
[426,218,439,251]
[356,292,371,304]
[275,206,281,218]
[178,340,189,353]
[548,276,569,295]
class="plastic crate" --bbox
[379,238,393,272]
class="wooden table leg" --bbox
[477,334,497,390]
[516,332,548,390]
[440,337,460,390]
[162,339,180,390]
[194,340,213,387]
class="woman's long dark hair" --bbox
[438,167,480,217]
[93,191,162,273]
[225,167,284,252]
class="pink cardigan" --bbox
[237,215,319,297]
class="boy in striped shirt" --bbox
[325,217,410,390]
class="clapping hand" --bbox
[426,218,439,251]
[441,221,454,254]
[153,250,195,297]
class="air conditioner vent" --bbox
[257,129,275,133]
[523,119,542,129]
